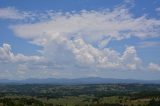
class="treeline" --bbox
[0,97,160,106]
[0,84,160,99]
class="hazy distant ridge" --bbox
[0,77,160,84]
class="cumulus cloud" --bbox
[1,4,160,79]
[69,38,142,70]
[148,63,160,71]
[36,36,142,70]
[0,43,42,63]
[9,7,160,72]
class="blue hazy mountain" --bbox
[0,77,160,84]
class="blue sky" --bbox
[0,0,160,80]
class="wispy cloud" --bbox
[138,41,160,48]
[155,7,160,12]
[11,8,160,45]
[155,7,160,16]
[0,7,31,20]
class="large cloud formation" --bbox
[11,8,160,46]
[0,5,160,79]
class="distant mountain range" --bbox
[0,77,160,84]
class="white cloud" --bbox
[122,0,135,7]
[124,0,135,3]
[155,7,160,15]
[17,64,29,75]
[148,63,160,71]
[0,7,31,20]
[9,7,160,72]
[155,7,160,12]
[121,46,142,70]
[0,43,43,63]
[41,37,142,70]
[11,8,160,47]
[1,5,160,79]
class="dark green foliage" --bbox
[0,98,44,106]
[0,84,160,106]
[148,98,160,106]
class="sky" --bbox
[0,0,160,80]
